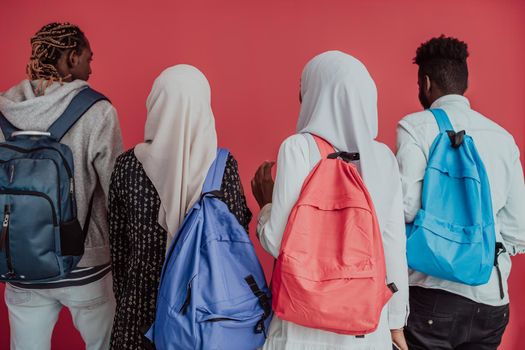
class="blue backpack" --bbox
[406,108,504,293]
[0,87,107,282]
[146,148,272,350]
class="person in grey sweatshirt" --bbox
[0,22,122,350]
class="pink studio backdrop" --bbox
[1,0,524,348]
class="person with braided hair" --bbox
[27,22,93,94]
[0,22,121,350]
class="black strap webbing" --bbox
[48,87,108,141]
[245,275,271,336]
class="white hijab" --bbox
[297,51,398,230]
[135,65,218,249]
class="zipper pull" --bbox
[0,205,10,252]
[69,179,74,195]
[9,165,14,184]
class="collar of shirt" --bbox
[431,94,471,110]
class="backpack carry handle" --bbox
[11,131,52,138]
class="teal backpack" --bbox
[406,108,505,298]
[0,87,106,282]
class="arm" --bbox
[498,146,525,255]
[256,135,311,258]
[396,121,427,223]
[383,168,410,330]
[108,156,129,301]
[88,103,124,206]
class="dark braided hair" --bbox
[27,22,87,86]
[414,35,469,94]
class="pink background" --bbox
[1,0,524,348]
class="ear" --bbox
[424,75,431,93]
[67,49,80,68]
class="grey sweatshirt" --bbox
[0,79,123,267]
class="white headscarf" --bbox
[135,65,218,249]
[297,51,398,230]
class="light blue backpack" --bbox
[406,109,505,295]
[146,148,272,350]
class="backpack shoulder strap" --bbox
[311,134,334,158]
[48,87,109,141]
[202,148,230,194]
[0,111,20,140]
[429,108,454,133]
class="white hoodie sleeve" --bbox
[256,135,311,258]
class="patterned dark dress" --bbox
[109,149,252,349]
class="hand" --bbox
[391,328,408,350]
[251,161,275,209]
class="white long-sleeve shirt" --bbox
[257,133,409,350]
[396,94,525,306]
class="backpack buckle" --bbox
[201,190,224,200]
[446,130,465,148]
[327,152,360,162]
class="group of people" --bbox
[0,22,523,350]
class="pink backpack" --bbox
[272,135,395,335]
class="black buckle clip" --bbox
[201,190,224,200]
[387,283,398,294]
[446,130,466,148]
[494,242,506,266]
[327,152,360,163]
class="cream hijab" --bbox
[297,51,399,230]
[135,65,217,249]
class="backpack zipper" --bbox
[0,144,76,215]
[0,204,15,278]
[0,190,58,226]
[9,164,14,183]
[180,282,192,315]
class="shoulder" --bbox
[373,142,399,172]
[114,149,139,172]
[279,134,310,156]
[398,110,435,133]
[78,88,118,129]
[471,110,517,142]
[224,152,239,172]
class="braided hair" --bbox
[27,22,87,89]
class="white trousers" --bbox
[4,273,115,350]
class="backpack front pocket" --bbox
[0,191,60,281]
[197,307,267,350]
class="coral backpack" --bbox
[271,134,396,335]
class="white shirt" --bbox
[257,133,409,350]
[396,94,525,306]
